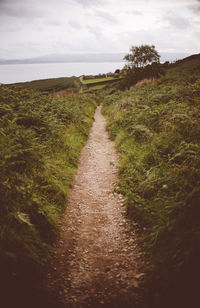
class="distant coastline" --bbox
[0,62,125,84]
[0,53,125,65]
[0,52,190,65]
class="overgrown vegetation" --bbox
[1,50,200,307]
[102,53,200,307]
[0,84,97,306]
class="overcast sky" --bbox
[0,0,200,59]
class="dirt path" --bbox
[47,106,146,308]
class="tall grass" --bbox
[102,55,200,307]
[0,85,97,305]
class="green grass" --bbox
[166,54,200,82]
[81,76,118,85]
[0,85,98,306]
[89,84,107,90]
[9,76,80,92]
[102,53,200,307]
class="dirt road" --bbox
[47,106,146,308]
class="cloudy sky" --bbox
[0,0,200,59]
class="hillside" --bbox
[8,76,80,93]
[166,52,200,80]
[0,53,200,308]
[102,53,200,307]
[0,85,97,307]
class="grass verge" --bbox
[102,54,200,307]
[0,84,97,307]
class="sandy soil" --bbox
[46,106,146,308]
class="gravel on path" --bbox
[46,106,146,308]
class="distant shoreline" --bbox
[0,62,125,84]
[0,60,125,65]
[0,52,190,66]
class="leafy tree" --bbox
[120,45,163,89]
[124,44,160,68]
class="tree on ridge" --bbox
[124,44,160,68]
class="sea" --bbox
[0,62,125,84]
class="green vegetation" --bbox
[121,45,164,90]
[0,84,97,305]
[81,76,117,85]
[102,53,200,306]
[124,44,160,68]
[10,76,80,93]
[87,84,107,91]
[1,49,200,307]
[80,75,122,92]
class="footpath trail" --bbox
[47,106,146,308]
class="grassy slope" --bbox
[102,54,200,307]
[10,76,80,92]
[0,85,97,306]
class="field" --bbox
[10,76,80,92]
[10,75,121,93]
[80,75,122,91]
[81,76,118,85]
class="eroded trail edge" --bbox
[47,106,146,308]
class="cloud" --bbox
[95,10,118,24]
[123,8,143,16]
[0,0,43,18]
[188,0,200,14]
[131,10,143,15]
[164,12,191,29]
[69,21,82,29]
[73,0,102,7]
[0,0,199,60]
[47,19,62,27]
[189,6,200,14]
[87,25,104,39]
